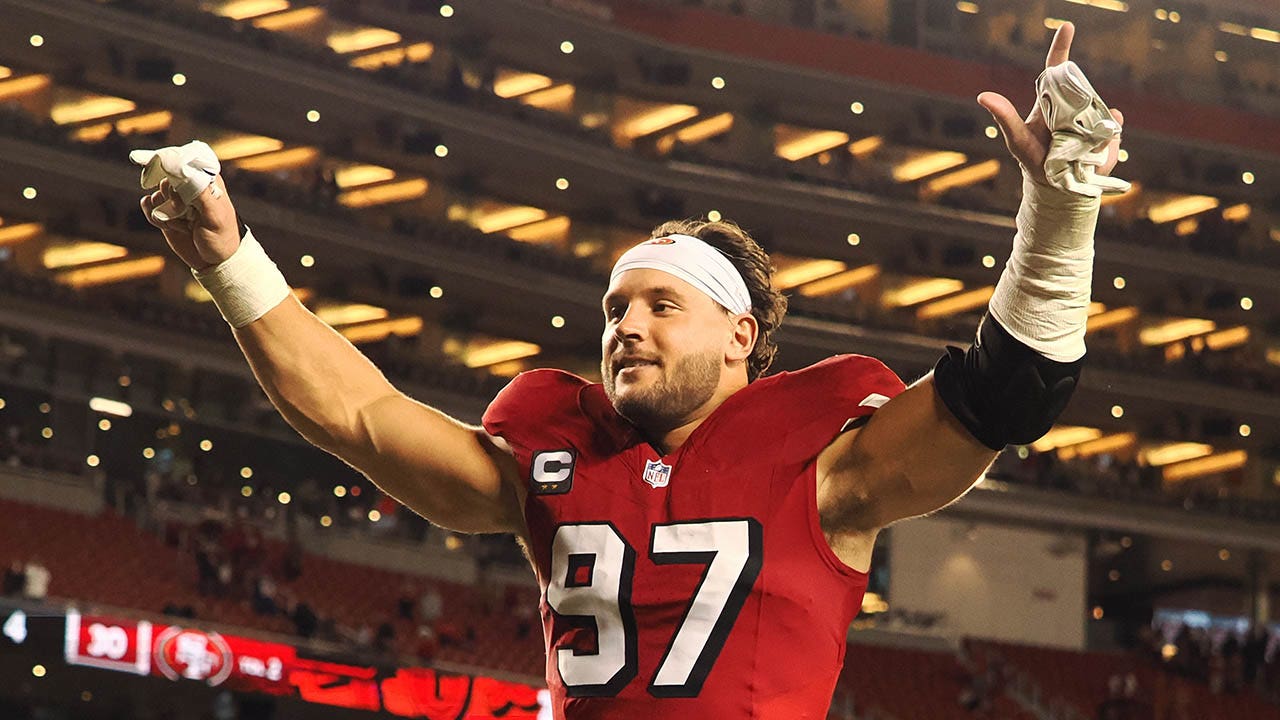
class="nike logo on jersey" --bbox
[531,449,576,495]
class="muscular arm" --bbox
[816,375,996,538]
[233,294,525,536]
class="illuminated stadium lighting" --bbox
[673,113,734,144]
[22,187,37,200]
[984,125,998,139]
[338,317,424,345]
[796,265,880,298]
[1219,549,1230,561]
[89,397,133,418]
[43,241,129,269]
[1116,148,1130,163]
[1110,405,1124,418]
[507,216,571,244]
[1251,28,1280,43]
[1138,317,1215,346]
[773,259,848,291]
[517,84,575,112]
[0,398,5,409]
[29,35,44,47]
[892,151,967,183]
[0,74,51,101]
[336,178,430,208]
[320,515,333,527]
[555,177,570,191]
[327,26,401,54]
[956,2,979,13]
[1222,204,1250,222]
[560,40,575,54]
[39,402,50,414]
[1162,644,1178,660]
[849,101,864,115]
[1108,570,1120,581]
[923,159,1001,197]
[350,42,435,70]
[241,485,252,497]
[847,233,861,246]
[460,340,542,368]
[334,163,396,189]
[368,509,381,522]
[98,419,111,431]
[210,0,290,21]
[1146,194,1219,224]
[618,103,700,140]
[706,210,722,222]
[492,69,555,99]
[306,109,320,122]
[41,427,53,439]
[429,286,443,299]
[551,315,566,329]
[1217,22,1247,36]
[1154,8,1167,20]
[1044,18,1068,30]
[882,277,965,307]
[0,222,44,245]
[1215,50,1228,62]
[1142,442,1213,467]
[440,4,454,17]
[1112,276,1126,290]
[1091,606,1104,620]
[315,303,389,326]
[241,466,253,479]
[210,134,285,161]
[334,485,347,498]
[231,146,318,173]
[86,455,99,467]
[848,136,883,158]
[171,73,187,86]
[434,144,449,157]
[1168,10,1180,22]
[142,447,155,459]
[1204,326,1249,350]
[1065,0,1128,11]
[118,375,130,387]
[200,439,213,451]
[277,492,291,505]
[32,664,46,678]
[982,255,996,268]
[916,286,995,320]
[776,129,850,162]
[1241,171,1255,185]
[1239,424,1251,438]
[1087,306,1139,333]
[1160,560,1173,571]
[1164,451,1249,483]
[473,206,548,234]
[1059,433,1137,461]
[300,254,315,268]
[1031,426,1103,453]
[55,256,166,288]
[710,76,726,90]
[50,94,137,126]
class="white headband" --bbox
[610,233,752,315]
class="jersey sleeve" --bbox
[481,368,586,451]
[770,354,907,463]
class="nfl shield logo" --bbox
[642,459,672,489]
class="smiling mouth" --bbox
[614,359,659,377]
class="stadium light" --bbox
[89,397,133,417]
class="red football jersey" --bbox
[482,355,906,719]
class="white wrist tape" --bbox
[191,227,292,328]
[988,177,1100,363]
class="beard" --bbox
[602,346,721,434]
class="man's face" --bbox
[600,269,731,432]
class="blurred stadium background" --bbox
[0,0,1277,717]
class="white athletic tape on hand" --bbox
[988,177,1097,363]
[1037,61,1130,198]
[191,228,292,329]
[129,140,221,221]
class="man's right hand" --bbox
[140,175,242,271]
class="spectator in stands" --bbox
[2,560,25,596]
[22,556,49,600]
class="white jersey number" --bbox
[546,518,763,698]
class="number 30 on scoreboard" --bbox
[64,609,152,675]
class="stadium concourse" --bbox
[0,0,1278,718]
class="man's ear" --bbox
[727,313,758,363]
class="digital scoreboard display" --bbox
[52,609,547,718]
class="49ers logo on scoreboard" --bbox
[153,626,234,686]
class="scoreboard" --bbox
[4,602,547,719]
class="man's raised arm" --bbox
[137,156,524,536]
[817,22,1127,534]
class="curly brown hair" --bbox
[648,218,788,381]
